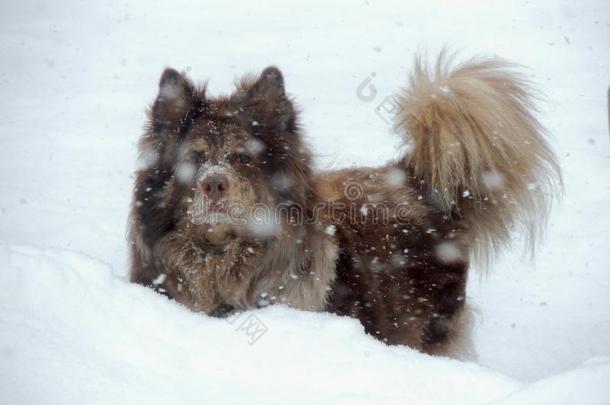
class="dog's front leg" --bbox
[155,232,218,313]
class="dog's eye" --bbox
[238,153,252,164]
[189,153,206,164]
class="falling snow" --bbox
[384,167,407,188]
[482,170,505,191]
[175,162,197,184]
[244,138,266,157]
[246,206,281,238]
[434,241,463,264]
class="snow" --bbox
[1,0,609,403]
[246,205,281,238]
[325,224,337,236]
[496,359,610,405]
[1,244,608,404]
[244,137,266,157]
[482,170,505,191]
[383,167,407,188]
[434,241,464,264]
[0,244,520,405]
[175,161,197,184]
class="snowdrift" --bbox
[1,244,607,404]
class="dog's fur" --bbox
[128,53,561,357]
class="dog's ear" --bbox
[251,66,286,99]
[238,66,296,133]
[151,68,196,131]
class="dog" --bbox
[128,52,561,357]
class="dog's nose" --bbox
[201,175,229,201]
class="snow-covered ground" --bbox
[1,0,609,403]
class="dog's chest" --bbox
[196,239,261,275]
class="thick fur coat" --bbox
[128,53,561,357]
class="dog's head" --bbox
[142,67,313,242]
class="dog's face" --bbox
[143,67,313,242]
[177,121,270,230]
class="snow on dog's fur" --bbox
[128,53,561,357]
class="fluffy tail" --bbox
[395,52,562,263]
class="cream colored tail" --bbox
[395,52,562,263]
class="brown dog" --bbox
[128,53,561,357]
